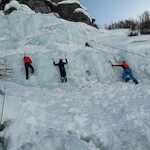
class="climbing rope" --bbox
[99,42,150,59]
[0,58,8,128]
[0,87,6,126]
[88,40,150,60]
[85,43,119,58]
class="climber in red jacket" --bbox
[112,61,129,69]
[112,61,138,84]
[23,55,34,80]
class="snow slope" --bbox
[0,6,150,150]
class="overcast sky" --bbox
[80,0,150,25]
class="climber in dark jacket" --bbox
[53,59,68,82]
[91,18,99,29]
[85,42,92,47]
[112,61,138,84]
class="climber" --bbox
[53,58,68,82]
[85,42,92,47]
[23,54,34,80]
[112,61,138,84]
[91,18,99,29]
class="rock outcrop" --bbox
[73,8,91,24]
[17,0,52,13]
[57,2,80,20]
[1,0,94,26]
[0,0,10,10]
[56,0,91,24]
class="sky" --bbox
[80,0,150,25]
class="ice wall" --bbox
[1,7,150,150]
[0,8,150,88]
[0,10,117,88]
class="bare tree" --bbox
[139,11,150,34]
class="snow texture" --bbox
[5,0,34,14]
[0,8,150,150]
[74,8,90,18]
[58,0,80,5]
[4,0,20,10]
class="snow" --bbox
[4,0,34,14]
[4,0,20,10]
[74,8,91,18]
[80,4,88,11]
[58,0,80,5]
[0,8,150,150]
[46,0,57,6]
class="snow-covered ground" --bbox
[0,6,150,150]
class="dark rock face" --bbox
[72,10,91,24]
[57,2,91,24]
[1,0,92,26]
[18,0,52,13]
[0,0,10,10]
[51,0,64,3]
[57,3,80,21]
[27,0,51,13]
[4,6,17,15]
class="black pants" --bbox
[59,68,67,82]
[24,63,34,80]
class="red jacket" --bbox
[112,63,129,69]
[23,56,32,64]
